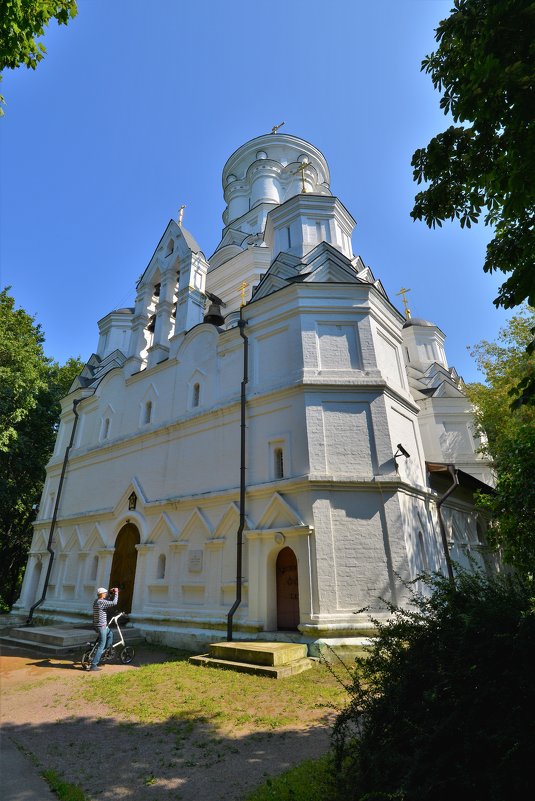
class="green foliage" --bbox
[0,0,78,114]
[245,755,333,801]
[467,307,535,575]
[411,0,535,403]
[0,288,83,609]
[42,769,89,801]
[332,570,535,801]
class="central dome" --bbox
[221,133,332,226]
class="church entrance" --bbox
[276,547,300,630]
[109,523,140,614]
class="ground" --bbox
[0,644,345,800]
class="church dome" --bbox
[221,132,332,226]
[402,317,437,329]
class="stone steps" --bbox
[0,624,145,656]
[189,641,315,678]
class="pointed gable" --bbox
[256,492,304,530]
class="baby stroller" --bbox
[81,611,135,669]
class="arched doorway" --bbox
[109,523,140,613]
[276,547,300,630]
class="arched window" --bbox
[274,447,284,479]
[192,383,200,408]
[144,400,152,425]
[157,554,166,580]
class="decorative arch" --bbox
[109,522,141,614]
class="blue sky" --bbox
[0,0,512,383]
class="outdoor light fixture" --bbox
[128,492,137,511]
[394,444,410,469]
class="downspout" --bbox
[26,398,81,625]
[436,464,458,584]
[227,311,248,641]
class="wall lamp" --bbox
[394,443,410,469]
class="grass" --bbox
[81,650,347,735]
[244,755,333,801]
[42,769,90,801]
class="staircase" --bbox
[0,622,145,657]
[189,641,315,678]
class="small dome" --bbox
[402,317,436,329]
[113,307,135,314]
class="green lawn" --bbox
[82,649,348,735]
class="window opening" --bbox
[90,555,99,582]
[102,418,110,440]
[144,400,152,425]
[192,383,200,408]
[157,554,166,579]
[274,447,284,479]
[165,239,174,257]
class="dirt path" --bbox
[0,647,334,801]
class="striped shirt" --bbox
[92,593,118,628]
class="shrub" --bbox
[332,570,535,801]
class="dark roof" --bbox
[426,462,495,495]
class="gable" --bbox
[256,493,304,530]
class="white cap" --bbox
[96,587,108,595]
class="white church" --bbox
[15,131,495,652]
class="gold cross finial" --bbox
[178,204,186,225]
[396,287,412,319]
[293,160,309,193]
[240,281,248,306]
[271,121,285,134]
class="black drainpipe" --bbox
[436,464,458,584]
[27,398,81,625]
[227,312,248,641]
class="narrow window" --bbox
[417,531,429,572]
[157,554,166,580]
[90,555,99,582]
[286,226,292,249]
[166,239,174,257]
[102,418,110,440]
[192,383,200,408]
[144,400,152,424]
[274,447,284,479]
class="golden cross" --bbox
[271,121,285,134]
[178,204,186,225]
[240,281,248,306]
[396,287,412,319]
[293,160,309,193]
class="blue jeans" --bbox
[91,626,113,667]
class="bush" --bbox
[332,570,535,801]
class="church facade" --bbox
[15,133,495,651]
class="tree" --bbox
[331,570,535,801]
[466,306,535,576]
[0,288,82,610]
[411,0,535,403]
[0,0,78,114]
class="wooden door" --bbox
[276,547,300,630]
[109,524,140,614]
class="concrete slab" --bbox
[0,730,56,801]
[209,641,308,666]
[189,654,314,678]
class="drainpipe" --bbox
[227,312,248,641]
[27,398,81,625]
[436,464,458,584]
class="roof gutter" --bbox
[428,462,459,584]
[26,398,81,625]
[227,310,248,641]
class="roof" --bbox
[179,225,201,254]
[403,316,436,329]
[426,462,495,495]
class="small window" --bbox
[157,554,166,580]
[286,226,292,249]
[192,383,200,408]
[274,447,284,479]
[102,418,110,440]
[166,239,174,257]
[153,283,161,298]
[417,531,429,571]
[147,315,156,333]
[90,555,99,582]
[144,400,152,425]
